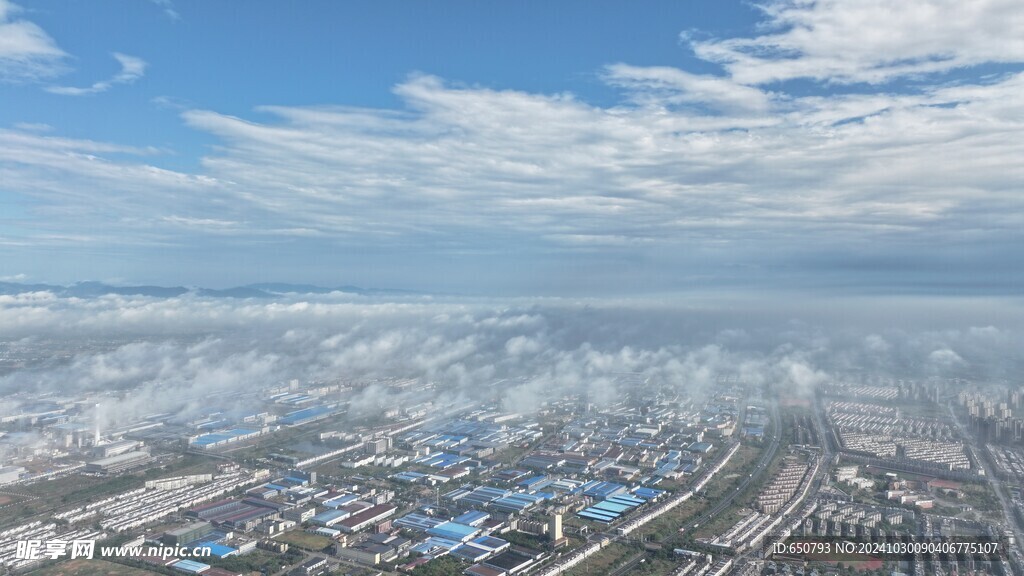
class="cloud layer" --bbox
[3,293,1023,426]
[1,0,1023,293]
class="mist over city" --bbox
[3,290,1024,429]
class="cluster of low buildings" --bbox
[820,380,942,403]
[704,510,780,553]
[833,464,875,489]
[901,438,971,470]
[400,418,544,461]
[883,477,957,510]
[510,397,737,486]
[829,402,970,471]
[0,468,269,570]
[802,501,909,538]
[126,470,401,571]
[757,456,814,514]
[77,468,268,532]
[0,378,393,493]
[0,521,104,571]
[830,404,955,441]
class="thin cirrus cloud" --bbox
[150,0,181,22]
[601,63,772,114]
[0,0,146,91]
[0,0,66,81]
[46,52,147,96]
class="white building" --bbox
[0,466,25,485]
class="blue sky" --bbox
[1,0,1022,295]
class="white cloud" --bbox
[2,293,1021,423]
[0,126,228,248]
[1,0,1022,293]
[603,63,772,113]
[0,0,66,81]
[46,52,147,96]
[2,65,1023,290]
[689,0,1024,85]
[928,348,965,366]
[863,334,891,354]
[172,71,1024,252]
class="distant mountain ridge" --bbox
[0,281,420,299]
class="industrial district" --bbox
[2,370,1023,576]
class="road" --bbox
[809,393,835,458]
[731,393,833,565]
[607,552,646,576]
[947,402,1024,548]
[684,401,781,532]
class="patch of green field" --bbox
[275,530,334,551]
[958,481,1001,516]
[563,542,636,576]
[1,474,143,529]
[636,497,705,542]
[620,555,678,575]
[29,558,161,576]
[143,453,219,479]
[692,507,751,541]
[23,474,114,499]
[207,548,305,574]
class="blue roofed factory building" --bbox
[189,428,265,451]
[279,404,337,426]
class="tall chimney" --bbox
[94,403,102,445]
